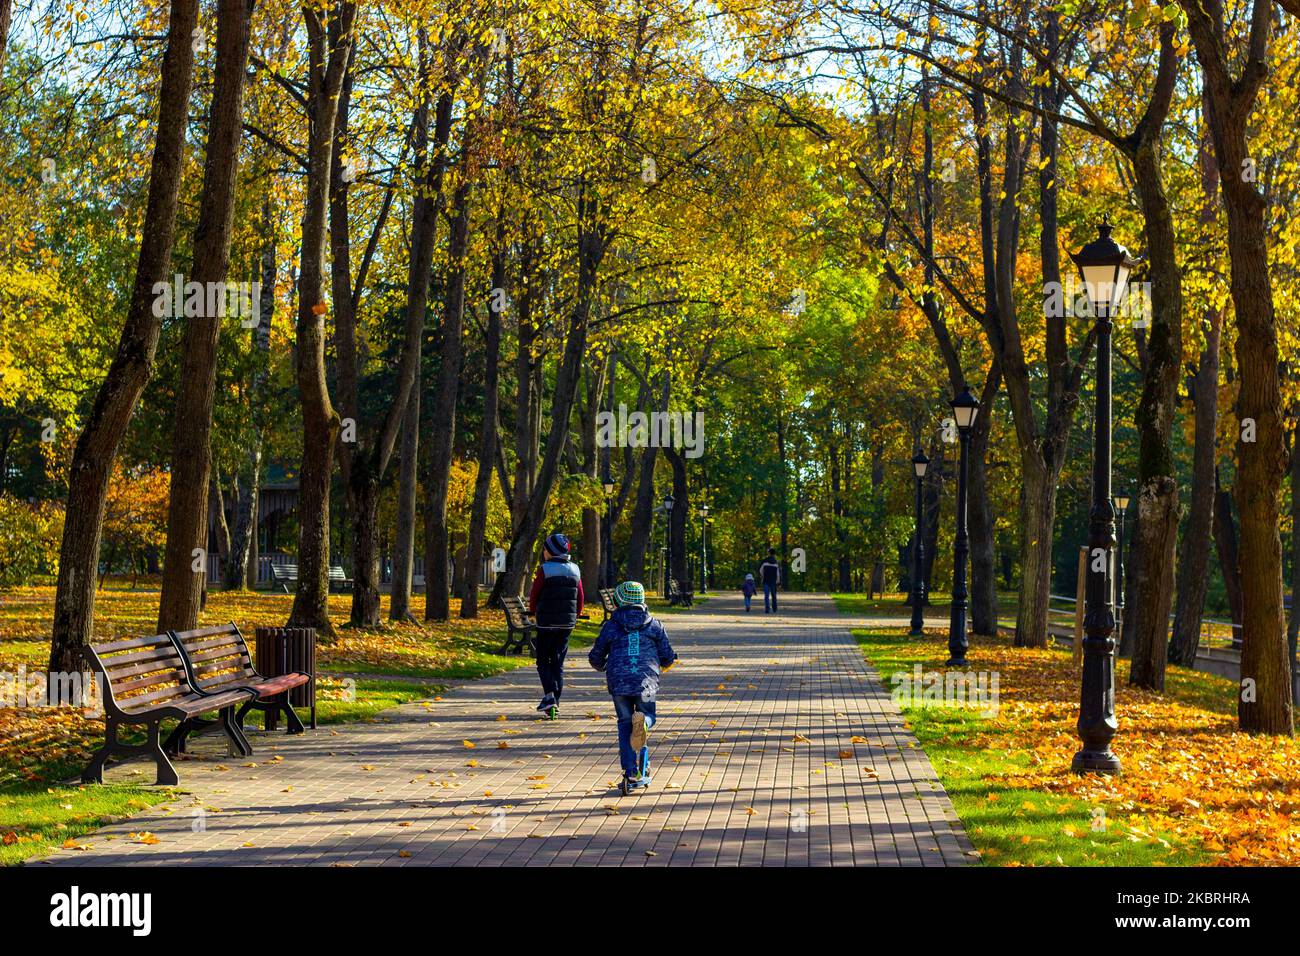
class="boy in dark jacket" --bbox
[528,532,584,716]
[588,581,677,791]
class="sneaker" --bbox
[630,711,649,751]
[536,693,555,712]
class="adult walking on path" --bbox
[528,532,583,717]
[758,549,781,613]
[39,592,973,867]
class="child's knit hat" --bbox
[614,581,646,607]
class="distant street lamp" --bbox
[947,388,980,666]
[699,504,709,594]
[1070,219,1139,775]
[910,449,930,637]
[1114,492,1130,633]
[663,493,675,599]
[603,480,616,588]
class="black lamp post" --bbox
[1114,492,1130,635]
[699,504,709,594]
[662,492,675,598]
[1070,219,1139,775]
[910,449,930,636]
[947,388,980,666]
[603,480,615,588]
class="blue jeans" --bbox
[612,694,657,776]
[743,593,752,611]
[763,582,778,612]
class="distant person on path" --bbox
[741,573,756,612]
[528,532,584,716]
[588,581,677,793]
[758,549,780,613]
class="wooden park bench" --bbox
[81,633,257,786]
[169,623,312,750]
[271,562,298,593]
[329,564,353,592]
[500,596,538,656]
[668,578,694,607]
[598,587,618,621]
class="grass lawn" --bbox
[836,596,1300,866]
[0,583,596,865]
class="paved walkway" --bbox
[37,592,973,866]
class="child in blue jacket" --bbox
[588,581,677,791]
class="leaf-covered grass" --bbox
[852,627,1208,866]
[0,783,174,866]
[842,604,1299,866]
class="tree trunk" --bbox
[390,363,420,621]
[156,0,254,632]
[1180,0,1291,733]
[1014,457,1057,649]
[489,213,605,603]
[624,372,668,581]
[0,0,12,75]
[576,357,607,604]
[460,248,504,618]
[345,73,450,627]
[1170,100,1223,667]
[1290,441,1300,701]
[968,366,1001,634]
[49,0,199,674]
[287,3,356,638]
[225,203,274,592]
[664,446,689,588]
[425,172,473,621]
[1169,311,1222,664]
[227,453,261,590]
[209,470,232,560]
[509,258,539,536]
[1126,95,1183,691]
[1212,469,1244,631]
[776,401,791,585]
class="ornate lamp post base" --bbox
[1071,749,1122,774]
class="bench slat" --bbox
[96,642,182,671]
[118,681,195,710]
[90,634,172,655]
[171,624,241,641]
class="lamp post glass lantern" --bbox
[910,450,930,636]
[947,389,979,665]
[1069,220,1139,776]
